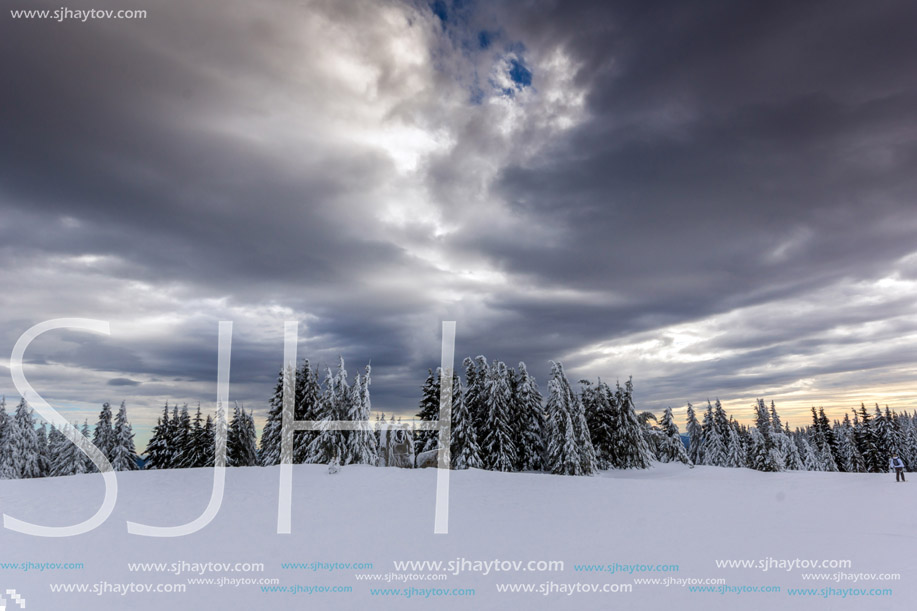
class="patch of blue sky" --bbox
[426,1,533,102]
[431,0,449,25]
[507,57,532,88]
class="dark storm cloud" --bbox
[108,378,141,387]
[1,0,417,298]
[467,0,917,389]
[1,0,916,437]
[0,0,449,420]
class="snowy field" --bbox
[0,463,913,610]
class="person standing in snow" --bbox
[890,453,906,482]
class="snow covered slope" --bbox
[0,463,913,610]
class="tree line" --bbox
[1,356,914,480]
[0,398,139,478]
[254,356,664,475]
[686,399,917,472]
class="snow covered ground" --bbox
[0,463,913,610]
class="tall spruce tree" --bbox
[35,422,50,477]
[145,404,175,469]
[306,358,350,464]
[461,356,489,463]
[0,398,14,479]
[658,407,690,464]
[637,410,663,461]
[48,425,70,477]
[725,425,745,468]
[172,405,193,469]
[213,402,228,466]
[168,405,182,464]
[752,399,784,471]
[80,420,94,472]
[227,403,258,467]
[186,404,210,468]
[244,409,258,465]
[714,400,730,445]
[345,366,378,465]
[702,402,726,466]
[545,362,593,475]
[796,433,819,471]
[415,368,440,454]
[293,359,323,463]
[202,414,216,467]
[92,402,115,463]
[747,427,769,471]
[768,401,781,429]
[450,380,483,469]
[755,399,772,440]
[874,405,899,466]
[766,401,789,471]
[779,423,803,471]
[482,361,517,471]
[10,399,41,479]
[262,361,323,466]
[260,366,289,467]
[809,407,836,472]
[854,404,883,473]
[815,436,838,472]
[835,415,862,473]
[573,379,599,473]
[50,423,88,477]
[583,380,614,469]
[817,407,842,470]
[545,392,581,476]
[606,380,651,469]
[415,368,464,456]
[897,412,917,471]
[514,363,545,471]
[685,402,704,466]
[110,401,139,471]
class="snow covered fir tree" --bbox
[677,398,917,474]
[0,397,141,479]
[2,357,917,480]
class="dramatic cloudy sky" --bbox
[2,0,917,448]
